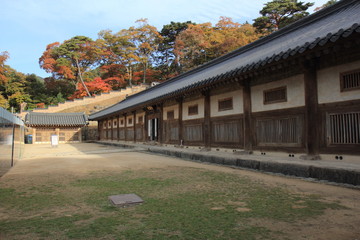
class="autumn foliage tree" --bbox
[69,77,111,99]
[174,17,259,72]
[130,19,163,83]
[0,51,9,85]
[97,29,138,87]
[39,36,100,96]
[157,21,194,78]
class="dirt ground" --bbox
[2,143,360,240]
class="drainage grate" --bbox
[108,194,144,207]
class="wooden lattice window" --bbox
[113,129,118,139]
[127,129,134,139]
[108,121,111,127]
[120,119,124,125]
[103,122,106,129]
[119,129,125,139]
[138,116,143,123]
[213,121,240,142]
[136,128,143,140]
[188,105,198,116]
[264,86,287,104]
[113,120,117,127]
[327,112,360,145]
[36,132,42,142]
[59,132,65,141]
[167,110,174,120]
[128,118,133,125]
[256,116,302,146]
[340,69,360,92]
[218,97,233,111]
[184,124,203,142]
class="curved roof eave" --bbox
[89,0,360,121]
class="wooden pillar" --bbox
[117,116,120,141]
[158,103,163,144]
[301,60,320,160]
[78,127,82,142]
[33,128,36,144]
[97,120,101,141]
[177,98,183,146]
[105,118,109,140]
[133,111,137,143]
[111,117,114,140]
[124,114,127,141]
[144,110,149,142]
[203,91,211,149]
[243,81,253,153]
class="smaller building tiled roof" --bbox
[25,112,88,127]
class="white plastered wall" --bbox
[251,74,305,112]
[210,89,243,117]
[127,116,134,127]
[182,98,205,120]
[163,105,179,120]
[317,60,360,104]
[136,112,145,124]
[118,117,125,127]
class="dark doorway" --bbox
[148,118,158,141]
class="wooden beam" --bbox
[97,120,101,141]
[133,111,136,143]
[158,103,164,144]
[301,59,320,160]
[111,117,114,141]
[243,80,253,153]
[177,97,183,146]
[124,114,127,141]
[203,91,211,149]
[117,115,120,141]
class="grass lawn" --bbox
[0,166,344,239]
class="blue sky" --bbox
[1,0,329,78]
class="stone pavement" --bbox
[96,140,360,186]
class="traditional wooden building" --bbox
[89,0,360,159]
[25,112,88,144]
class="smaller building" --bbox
[25,112,88,144]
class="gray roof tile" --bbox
[89,0,360,120]
[25,112,88,127]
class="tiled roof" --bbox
[89,0,360,121]
[25,112,88,127]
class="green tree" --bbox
[156,21,194,79]
[3,68,31,112]
[314,0,337,11]
[130,19,163,84]
[0,51,9,85]
[97,29,138,86]
[253,0,314,34]
[174,17,259,73]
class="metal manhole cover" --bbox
[108,194,144,207]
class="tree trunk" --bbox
[126,66,133,87]
[143,61,147,84]
[75,57,91,97]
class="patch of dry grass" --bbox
[0,167,344,239]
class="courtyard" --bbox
[1,143,360,239]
